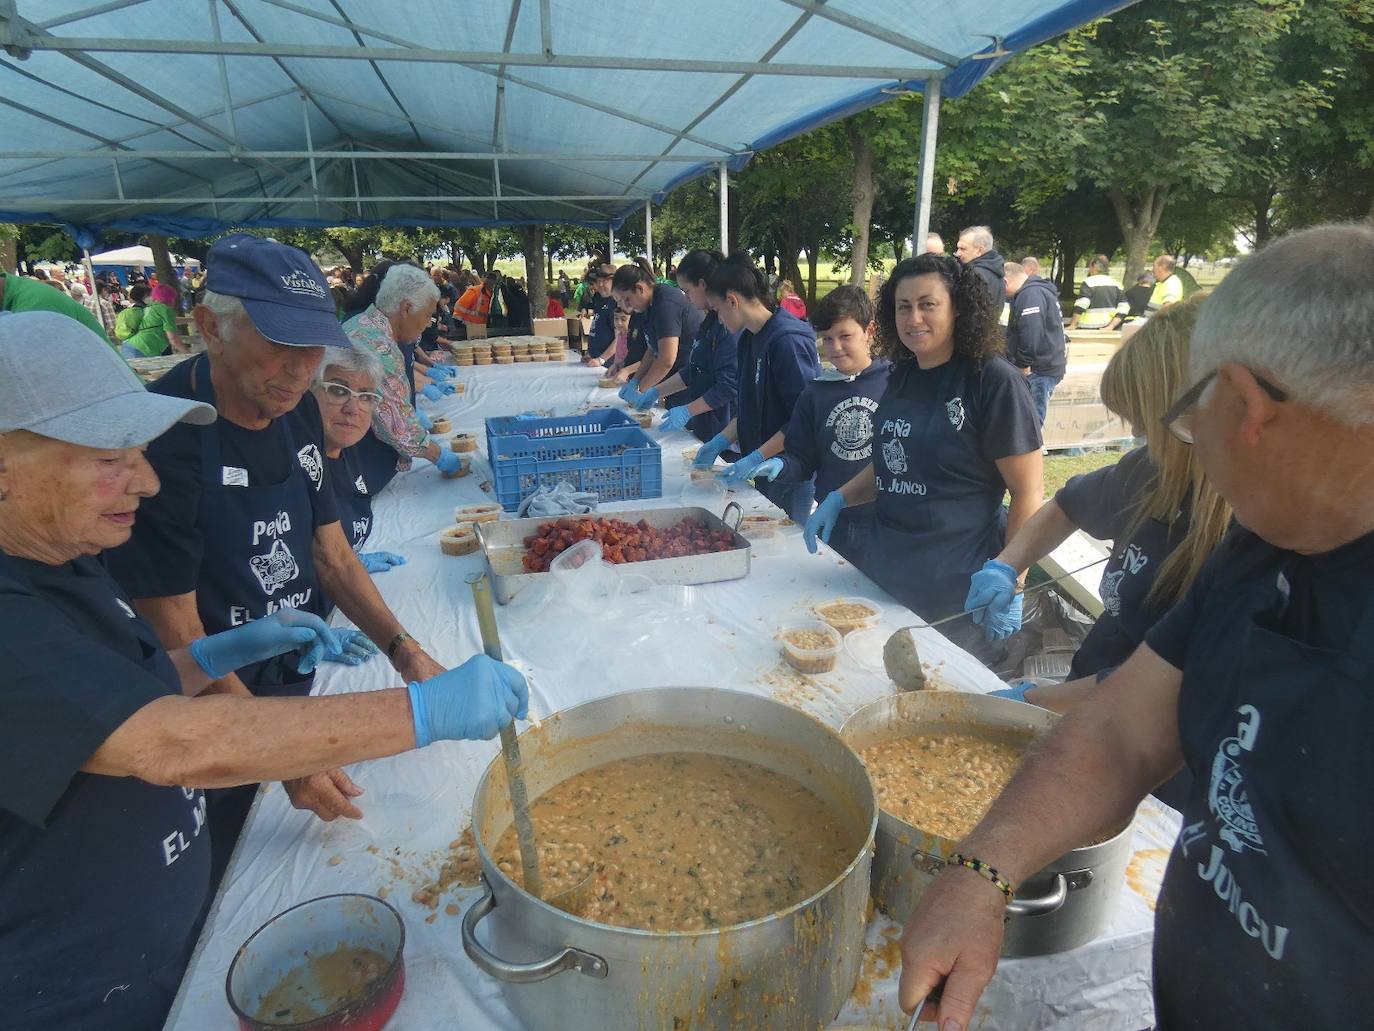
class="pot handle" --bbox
[461,875,610,983]
[721,500,744,531]
[1004,873,1068,917]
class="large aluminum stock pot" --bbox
[463,687,877,1030]
[841,691,1133,957]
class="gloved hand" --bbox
[990,681,1035,703]
[661,405,693,432]
[634,386,660,411]
[358,551,407,574]
[804,491,848,554]
[436,449,465,476]
[415,408,434,432]
[965,559,1022,639]
[407,654,530,745]
[323,629,380,666]
[617,381,643,405]
[421,381,456,401]
[693,432,731,468]
[750,457,785,482]
[190,608,341,680]
[427,364,454,381]
[719,449,766,485]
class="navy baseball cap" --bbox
[205,233,350,348]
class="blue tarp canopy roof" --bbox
[0,0,1135,241]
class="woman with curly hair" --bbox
[804,253,1043,653]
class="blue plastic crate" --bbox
[488,422,663,512]
[484,409,634,458]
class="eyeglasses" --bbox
[319,380,382,409]
[1161,368,1287,444]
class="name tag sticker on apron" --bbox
[222,466,249,487]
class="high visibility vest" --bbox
[456,285,492,323]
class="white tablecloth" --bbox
[166,354,1179,1030]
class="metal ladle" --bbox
[882,558,1109,691]
[466,572,597,915]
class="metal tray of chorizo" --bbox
[475,502,749,603]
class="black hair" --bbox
[129,283,151,304]
[611,262,655,292]
[811,285,875,333]
[674,249,725,286]
[875,253,1003,368]
[705,252,772,308]
[589,263,615,282]
[632,255,654,279]
[342,258,398,318]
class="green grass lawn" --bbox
[1043,450,1123,497]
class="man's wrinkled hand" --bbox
[283,768,364,821]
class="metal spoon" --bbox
[882,557,1109,691]
[467,572,543,899]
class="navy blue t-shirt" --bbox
[776,359,891,500]
[106,357,340,600]
[1057,446,1189,678]
[641,282,703,382]
[0,552,208,1029]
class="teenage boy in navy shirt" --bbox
[751,286,890,567]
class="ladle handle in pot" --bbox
[462,876,609,983]
[1004,873,1068,917]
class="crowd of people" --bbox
[2,217,1367,1030]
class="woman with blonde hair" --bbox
[965,294,1231,719]
[777,278,806,319]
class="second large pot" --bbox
[463,687,877,1031]
[841,691,1133,957]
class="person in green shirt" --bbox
[115,283,184,358]
[0,271,108,341]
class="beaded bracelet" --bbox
[949,853,1015,903]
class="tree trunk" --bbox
[0,235,16,273]
[802,237,821,307]
[889,230,906,265]
[727,185,741,255]
[846,123,876,287]
[340,244,366,276]
[546,251,553,282]
[1109,183,1169,283]
[147,235,180,294]
[517,224,547,324]
[1252,185,1276,249]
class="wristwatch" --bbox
[386,631,415,662]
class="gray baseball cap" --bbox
[0,311,216,448]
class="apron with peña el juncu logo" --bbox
[1152,568,1374,1028]
[868,356,1007,625]
[189,354,328,699]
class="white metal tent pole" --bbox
[645,202,653,266]
[608,225,615,260]
[911,77,942,250]
[718,162,729,254]
[81,247,98,323]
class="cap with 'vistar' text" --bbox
[204,233,350,348]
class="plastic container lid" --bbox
[843,625,887,673]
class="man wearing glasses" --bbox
[896,224,1374,1030]
[107,236,451,880]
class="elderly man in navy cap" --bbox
[107,235,453,881]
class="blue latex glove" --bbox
[427,364,454,381]
[693,432,731,468]
[661,405,693,432]
[965,559,1022,640]
[415,408,434,432]
[990,681,1035,703]
[618,381,642,404]
[423,380,457,400]
[407,654,530,745]
[634,386,660,411]
[804,491,848,554]
[190,608,341,680]
[750,457,785,482]
[359,551,407,574]
[323,629,381,667]
[719,449,766,485]
[436,449,465,475]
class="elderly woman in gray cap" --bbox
[0,313,527,1031]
